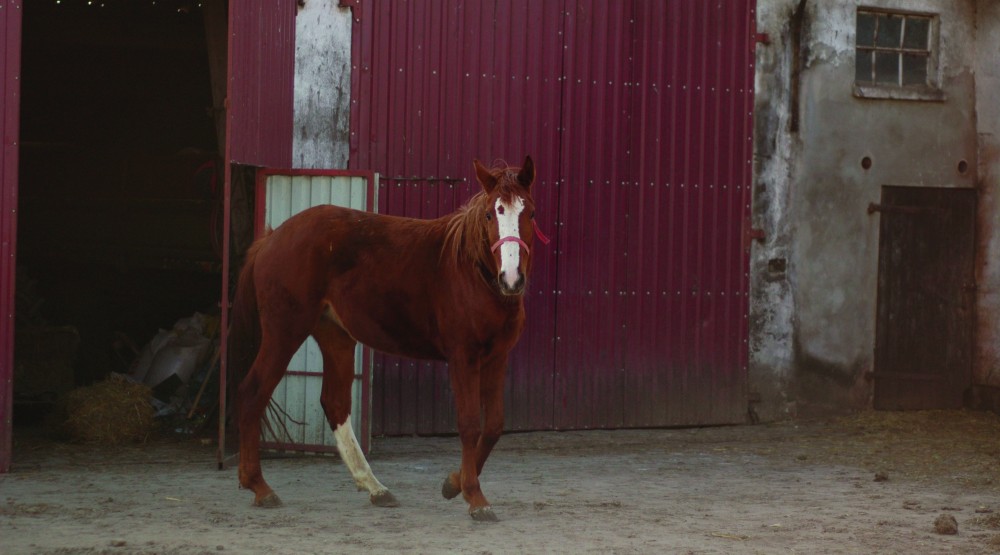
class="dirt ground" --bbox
[3,410,1000,554]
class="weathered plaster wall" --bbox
[750,0,800,421]
[975,0,1000,390]
[752,0,981,418]
[293,0,352,169]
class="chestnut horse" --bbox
[229,156,545,521]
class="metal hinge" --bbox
[742,226,765,251]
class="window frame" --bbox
[853,7,944,102]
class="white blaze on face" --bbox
[496,196,526,289]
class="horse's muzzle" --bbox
[498,271,526,296]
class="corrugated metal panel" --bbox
[255,170,378,453]
[493,0,564,432]
[374,180,472,436]
[620,1,754,426]
[553,0,634,430]
[350,0,754,435]
[0,0,22,473]
[219,0,298,462]
[228,0,295,167]
[351,0,564,435]
[558,0,755,428]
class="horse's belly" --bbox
[333,302,446,362]
[349,323,446,361]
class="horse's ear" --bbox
[474,159,498,193]
[517,156,535,188]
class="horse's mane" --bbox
[443,166,523,269]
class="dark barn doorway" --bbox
[14,1,223,424]
[874,186,976,410]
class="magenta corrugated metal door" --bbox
[350,0,754,434]
[552,1,634,429]
[220,0,296,461]
[351,0,563,434]
[0,0,22,472]
[622,1,754,426]
[227,0,295,167]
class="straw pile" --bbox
[58,375,156,444]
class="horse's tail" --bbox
[227,236,266,426]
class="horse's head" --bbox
[473,156,542,296]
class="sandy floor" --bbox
[3,410,1000,554]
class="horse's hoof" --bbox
[470,506,499,522]
[441,476,462,500]
[254,492,283,508]
[370,490,399,507]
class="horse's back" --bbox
[259,204,412,271]
[253,204,451,359]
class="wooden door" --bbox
[874,186,976,410]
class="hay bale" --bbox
[60,376,155,444]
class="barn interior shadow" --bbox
[13,1,228,443]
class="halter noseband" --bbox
[489,220,552,254]
[491,236,530,254]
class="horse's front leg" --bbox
[443,356,506,521]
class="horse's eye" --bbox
[485,212,492,221]
[530,211,535,219]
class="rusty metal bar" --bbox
[872,372,948,382]
[868,202,945,215]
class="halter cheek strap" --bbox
[490,220,552,254]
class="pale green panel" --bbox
[262,173,373,452]
[303,373,327,446]
[283,376,311,443]
[330,176,352,207]
[291,178,311,215]
[283,338,319,446]
[313,176,332,206]
[349,176,366,210]
[303,337,327,443]
[267,176,293,228]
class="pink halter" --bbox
[490,220,552,253]
[491,235,531,253]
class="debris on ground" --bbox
[934,513,959,535]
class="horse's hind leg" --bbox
[238,332,301,508]
[314,319,398,507]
